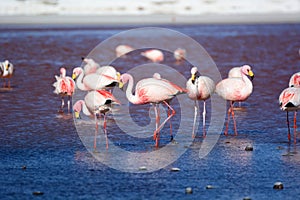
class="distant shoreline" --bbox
[0,13,299,26]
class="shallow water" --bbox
[0,23,300,199]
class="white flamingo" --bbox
[141,49,164,63]
[120,73,186,147]
[174,48,186,62]
[215,65,254,135]
[115,45,135,57]
[73,90,120,150]
[0,60,14,88]
[186,67,215,138]
[279,87,300,143]
[53,67,75,113]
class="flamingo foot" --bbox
[58,109,64,114]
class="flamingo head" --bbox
[73,100,85,119]
[60,67,66,77]
[119,73,131,89]
[4,60,10,70]
[153,73,161,79]
[241,65,254,80]
[191,67,199,84]
[72,67,83,80]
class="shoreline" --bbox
[0,13,299,26]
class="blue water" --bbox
[0,23,300,199]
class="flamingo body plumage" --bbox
[186,67,215,137]
[0,60,14,88]
[141,49,164,63]
[115,45,135,57]
[174,48,186,62]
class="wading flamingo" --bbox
[73,90,120,150]
[279,87,300,143]
[120,73,187,147]
[289,72,300,87]
[0,60,14,88]
[215,65,254,135]
[72,67,119,91]
[115,45,135,57]
[53,67,75,113]
[174,48,186,62]
[186,67,215,138]
[82,57,100,75]
[141,49,164,63]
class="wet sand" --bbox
[0,13,299,25]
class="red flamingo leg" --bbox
[287,111,291,142]
[231,101,238,135]
[153,104,160,147]
[154,101,175,147]
[67,96,71,113]
[192,101,198,138]
[224,102,231,136]
[168,105,174,141]
[202,101,206,137]
[294,111,297,144]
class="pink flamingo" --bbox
[0,60,14,88]
[186,67,215,138]
[289,72,300,87]
[279,87,300,143]
[120,73,187,147]
[174,48,186,62]
[215,65,254,135]
[73,90,120,150]
[72,67,119,91]
[53,67,75,113]
[141,49,164,63]
[82,57,99,75]
[115,45,135,57]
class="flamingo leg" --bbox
[59,96,64,113]
[154,101,175,147]
[153,104,160,147]
[287,111,291,142]
[103,114,108,149]
[94,113,98,151]
[224,102,231,136]
[192,101,198,138]
[168,105,174,141]
[294,111,297,144]
[203,101,206,137]
[231,101,238,135]
[67,96,71,113]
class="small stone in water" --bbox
[21,165,26,170]
[243,197,251,200]
[32,191,44,196]
[185,187,193,194]
[139,166,147,171]
[245,145,253,151]
[170,167,180,172]
[206,185,214,189]
[273,182,284,190]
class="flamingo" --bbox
[289,72,300,87]
[115,45,135,57]
[53,67,75,113]
[141,49,164,63]
[186,67,215,138]
[120,73,187,147]
[215,65,254,135]
[279,87,300,143]
[73,90,120,150]
[174,48,186,62]
[0,60,14,88]
[82,57,100,75]
[72,67,119,91]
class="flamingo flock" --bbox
[49,45,299,149]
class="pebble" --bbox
[21,165,26,170]
[32,191,44,196]
[206,185,214,189]
[273,182,284,190]
[243,197,251,200]
[185,187,193,194]
[170,167,180,172]
[139,166,147,171]
[245,145,253,151]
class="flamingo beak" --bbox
[72,73,77,80]
[248,70,254,80]
[5,63,9,70]
[74,111,80,119]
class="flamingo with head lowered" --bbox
[73,90,120,150]
[120,73,187,147]
[215,65,254,135]
[141,49,164,63]
[53,67,75,113]
[186,67,215,138]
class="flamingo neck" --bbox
[125,74,140,104]
[76,70,89,91]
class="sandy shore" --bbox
[0,13,299,26]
